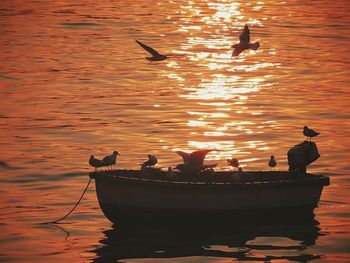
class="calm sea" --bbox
[0,0,349,262]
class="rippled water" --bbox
[1,0,349,262]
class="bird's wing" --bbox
[189,150,212,166]
[239,24,250,44]
[102,155,112,163]
[149,155,158,165]
[135,40,161,56]
[142,160,151,166]
[175,151,191,163]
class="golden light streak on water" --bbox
[0,0,349,262]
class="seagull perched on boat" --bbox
[227,158,240,169]
[174,149,217,175]
[268,155,277,171]
[89,155,104,171]
[231,24,260,57]
[102,151,120,169]
[135,40,168,61]
[303,126,320,141]
[141,154,158,168]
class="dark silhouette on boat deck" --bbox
[231,24,260,57]
[90,212,322,263]
[268,155,277,171]
[227,157,240,170]
[174,149,217,175]
[89,151,120,171]
[102,151,120,170]
[135,39,168,61]
[141,154,158,168]
[288,141,320,175]
[303,126,320,141]
[89,155,104,171]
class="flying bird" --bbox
[231,24,260,57]
[89,155,104,171]
[102,151,120,169]
[135,39,168,61]
[174,149,216,175]
[141,154,158,168]
[268,155,277,171]
[303,126,320,141]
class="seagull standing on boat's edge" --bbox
[268,155,277,171]
[303,126,320,141]
[141,154,158,168]
[231,24,260,57]
[174,149,217,175]
[89,155,104,171]
[102,151,120,170]
[135,39,168,61]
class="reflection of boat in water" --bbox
[89,169,329,226]
[90,213,323,262]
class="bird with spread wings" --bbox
[135,39,168,61]
[231,24,260,57]
[174,149,217,175]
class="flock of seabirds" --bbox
[136,24,260,61]
[89,126,320,175]
[89,25,320,175]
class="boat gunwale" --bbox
[89,169,330,188]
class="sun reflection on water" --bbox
[160,0,281,163]
[206,2,241,24]
[0,0,349,261]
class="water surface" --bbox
[0,0,349,262]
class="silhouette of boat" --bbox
[89,169,329,226]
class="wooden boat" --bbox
[89,169,330,225]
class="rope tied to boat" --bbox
[43,177,92,224]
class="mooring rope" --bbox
[43,177,92,224]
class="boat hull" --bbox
[91,170,329,225]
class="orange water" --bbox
[0,0,349,262]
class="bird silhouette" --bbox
[174,149,216,175]
[141,154,158,168]
[231,24,260,57]
[303,126,320,141]
[102,151,120,170]
[135,40,168,61]
[227,158,240,169]
[268,155,277,171]
[89,155,104,171]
